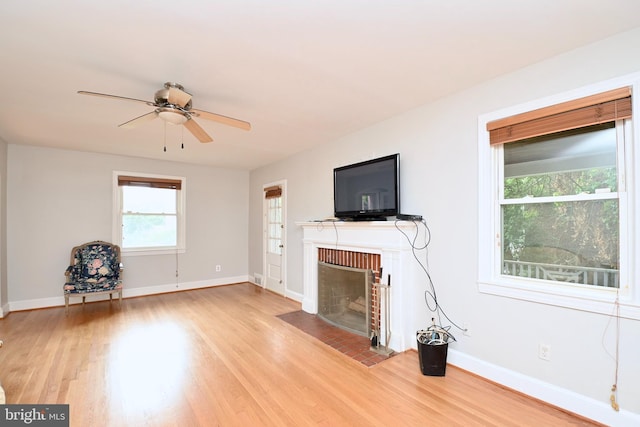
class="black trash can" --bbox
[417,340,448,376]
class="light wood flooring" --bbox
[0,283,601,426]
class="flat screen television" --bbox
[333,153,400,220]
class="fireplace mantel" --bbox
[297,220,423,352]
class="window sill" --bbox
[122,247,186,257]
[478,278,639,320]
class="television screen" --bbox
[333,154,400,220]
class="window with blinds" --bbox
[478,81,638,316]
[114,173,186,253]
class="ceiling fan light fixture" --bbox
[158,109,188,125]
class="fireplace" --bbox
[317,262,372,336]
[299,220,421,352]
[316,248,382,337]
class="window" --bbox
[113,173,186,255]
[502,123,621,287]
[478,79,639,318]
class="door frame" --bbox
[262,179,287,295]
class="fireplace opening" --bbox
[317,261,372,337]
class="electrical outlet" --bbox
[463,322,471,337]
[215,265,221,272]
[538,343,551,361]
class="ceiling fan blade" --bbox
[184,118,213,143]
[77,90,155,106]
[118,111,158,128]
[168,87,192,108]
[190,108,251,131]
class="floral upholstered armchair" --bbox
[63,241,123,314]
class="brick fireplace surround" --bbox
[298,220,424,352]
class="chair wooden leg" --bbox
[65,294,69,315]
[82,296,86,306]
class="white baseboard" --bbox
[285,289,303,303]
[0,302,9,318]
[6,275,250,312]
[247,274,304,303]
[447,349,639,426]
[123,275,249,299]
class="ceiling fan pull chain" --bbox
[181,126,184,149]
[163,121,167,152]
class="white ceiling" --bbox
[2,1,640,170]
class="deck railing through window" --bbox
[502,260,619,288]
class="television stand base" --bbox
[344,217,388,222]
[396,213,423,221]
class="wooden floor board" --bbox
[0,283,601,426]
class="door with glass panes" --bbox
[264,184,285,295]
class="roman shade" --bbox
[487,87,632,145]
[264,186,282,199]
[118,175,182,190]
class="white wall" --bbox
[249,28,640,423]
[7,145,249,308]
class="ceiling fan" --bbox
[78,82,251,143]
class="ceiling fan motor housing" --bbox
[155,87,192,110]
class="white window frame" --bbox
[112,171,186,256]
[478,74,640,320]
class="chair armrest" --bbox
[64,265,73,277]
